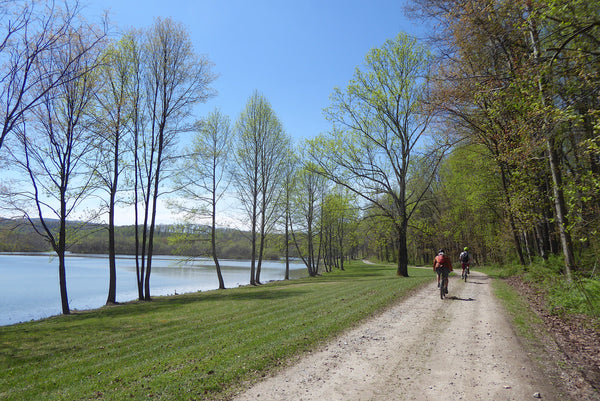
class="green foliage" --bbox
[409,143,512,264]
[549,278,600,316]
[489,255,600,318]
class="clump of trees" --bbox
[0,1,217,312]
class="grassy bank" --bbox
[0,261,431,401]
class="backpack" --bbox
[434,254,446,268]
[460,251,469,263]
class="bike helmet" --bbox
[464,247,468,251]
[438,249,444,255]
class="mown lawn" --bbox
[0,261,432,400]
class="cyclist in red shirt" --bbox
[433,249,453,294]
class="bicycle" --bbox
[436,267,449,299]
[461,262,471,282]
[440,276,447,299]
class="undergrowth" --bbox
[481,255,600,319]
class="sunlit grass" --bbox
[0,261,431,400]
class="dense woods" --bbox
[0,0,598,315]
[406,0,600,277]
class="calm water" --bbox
[0,253,307,326]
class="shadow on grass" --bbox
[46,286,313,324]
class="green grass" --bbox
[490,278,545,342]
[0,261,431,401]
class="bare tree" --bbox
[173,108,231,289]
[0,0,104,152]
[134,17,216,300]
[233,91,290,285]
[2,21,105,314]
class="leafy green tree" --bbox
[320,188,359,272]
[309,33,437,277]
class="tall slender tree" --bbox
[173,109,231,289]
[134,17,216,300]
[92,34,137,304]
[233,91,289,285]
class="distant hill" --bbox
[0,218,287,259]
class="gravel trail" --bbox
[233,271,564,401]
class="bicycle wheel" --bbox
[440,279,445,299]
[464,271,467,282]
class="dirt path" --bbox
[232,271,566,401]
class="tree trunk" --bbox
[106,218,117,304]
[499,164,526,265]
[250,211,257,285]
[106,186,117,305]
[284,207,290,280]
[212,196,225,289]
[396,222,409,277]
[58,213,70,314]
[546,138,576,279]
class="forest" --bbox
[0,0,598,316]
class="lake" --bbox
[0,253,307,326]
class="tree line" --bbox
[0,218,289,260]
[0,0,598,317]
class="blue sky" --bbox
[80,1,430,225]
[85,0,427,144]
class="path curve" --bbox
[233,271,563,401]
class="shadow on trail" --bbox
[446,296,476,301]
